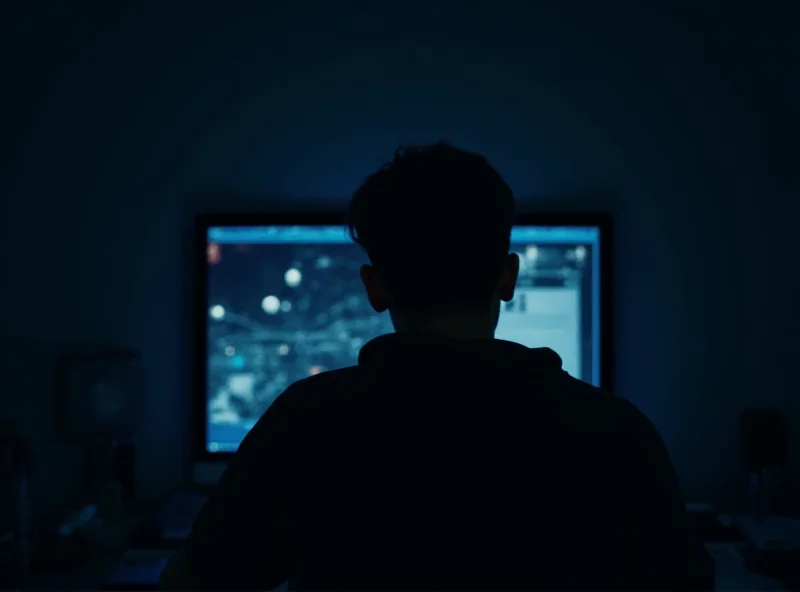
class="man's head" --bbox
[348,142,519,336]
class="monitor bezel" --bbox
[193,212,613,462]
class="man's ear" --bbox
[496,253,520,303]
[360,264,390,313]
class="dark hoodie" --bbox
[179,333,714,590]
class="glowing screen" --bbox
[204,225,601,452]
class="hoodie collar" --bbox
[358,332,564,372]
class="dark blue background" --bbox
[3,1,797,516]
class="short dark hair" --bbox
[347,142,515,316]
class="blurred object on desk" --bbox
[687,503,743,542]
[131,490,207,548]
[104,548,172,591]
[740,409,789,521]
[59,349,143,523]
[735,515,800,587]
[26,505,141,590]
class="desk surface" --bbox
[30,541,786,590]
[100,544,784,591]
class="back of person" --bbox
[161,143,713,590]
[281,335,711,590]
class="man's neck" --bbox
[397,313,496,340]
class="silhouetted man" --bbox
[161,143,714,590]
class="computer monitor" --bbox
[195,214,612,459]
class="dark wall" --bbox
[3,1,798,514]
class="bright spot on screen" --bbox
[224,346,235,356]
[280,300,292,312]
[261,295,281,314]
[309,365,323,375]
[209,305,225,320]
[207,243,221,265]
[285,268,302,287]
[277,344,290,356]
[526,245,539,261]
[574,245,587,261]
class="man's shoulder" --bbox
[553,375,649,432]
[273,366,362,410]
[243,367,361,448]
[271,363,649,436]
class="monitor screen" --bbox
[201,219,606,454]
